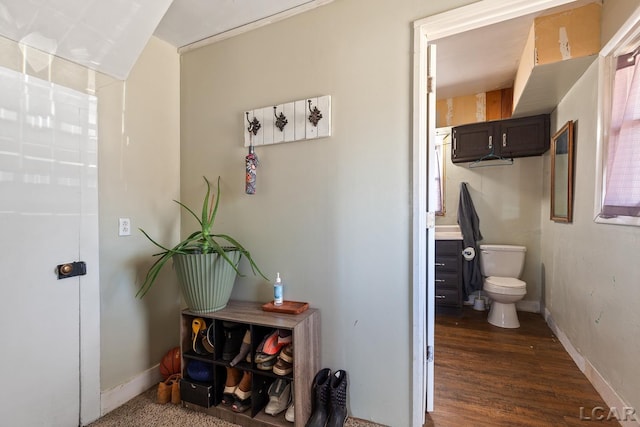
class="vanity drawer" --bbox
[434,288,460,306]
[435,271,459,288]
[435,240,461,256]
[435,255,459,273]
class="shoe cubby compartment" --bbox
[179,300,319,426]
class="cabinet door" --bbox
[498,114,549,158]
[451,122,495,163]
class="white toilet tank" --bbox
[479,244,526,278]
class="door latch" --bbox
[56,261,86,279]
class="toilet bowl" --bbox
[479,245,527,328]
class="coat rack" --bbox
[243,95,331,147]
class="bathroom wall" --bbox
[436,139,544,306]
[541,0,640,412]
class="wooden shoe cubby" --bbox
[179,300,320,426]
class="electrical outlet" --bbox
[119,218,131,236]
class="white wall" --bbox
[179,0,473,424]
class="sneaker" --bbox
[285,402,295,422]
[230,330,251,367]
[191,318,209,355]
[264,379,291,416]
[280,343,293,363]
[273,357,293,376]
[255,330,290,363]
[257,356,278,371]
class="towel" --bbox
[457,182,483,299]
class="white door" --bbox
[0,66,98,426]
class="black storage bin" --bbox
[180,379,214,408]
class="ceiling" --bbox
[0,0,595,95]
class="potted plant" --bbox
[137,176,268,312]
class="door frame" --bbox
[411,1,577,425]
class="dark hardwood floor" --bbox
[424,308,620,427]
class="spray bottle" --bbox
[274,272,283,306]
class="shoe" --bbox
[255,330,291,364]
[231,397,251,413]
[285,402,295,422]
[171,376,181,404]
[273,357,293,376]
[305,368,331,427]
[191,318,209,355]
[222,322,245,361]
[230,330,251,367]
[257,356,277,371]
[222,367,242,405]
[285,383,294,422]
[202,323,215,354]
[234,371,252,401]
[326,370,348,427]
[280,343,294,363]
[264,378,291,416]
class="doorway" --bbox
[411,1,579,425]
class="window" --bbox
[595,12,640,226]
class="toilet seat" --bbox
[484,276,526,295]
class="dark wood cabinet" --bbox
[451,114,550,163]
[435,240,463,312]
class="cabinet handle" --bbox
[435,295,446,299]
[453,135,457,155]
[488,135,492,150]
[435,262,445,267]
[502,133,507,147]
[435,279,445,283]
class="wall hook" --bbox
[273,106,288,132]
[246,112,261,136]
[308,99,323,127]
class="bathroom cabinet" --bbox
[435,240,463,312]
[451,114,550,163]
[179,300,319,426]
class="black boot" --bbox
[326,370,348,427]
[305,368,331,427]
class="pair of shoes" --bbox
[157,373,181,405]
[273,343,293,376]
[255,329,291,370]
[305,369,348,427]
[222,322,246,361]
[264,378,291,416]
[222,367,242,405]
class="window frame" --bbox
[594,9,640,226]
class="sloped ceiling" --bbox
[0,0,174,80]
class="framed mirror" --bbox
[550,120,575,222]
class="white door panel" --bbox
[0,66,97,426]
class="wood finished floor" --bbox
[424,308,620,427]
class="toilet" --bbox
[479,244,527,328]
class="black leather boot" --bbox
[305,368,331,427]
[326,370,348,427]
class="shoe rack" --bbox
[179,300,319,426]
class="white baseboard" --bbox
[516,299,540,313]
[544,308,640,426]
[100,364,162,416]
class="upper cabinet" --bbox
[451,114,550,164]
[512,2,601,117]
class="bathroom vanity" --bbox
[434,226,464,313]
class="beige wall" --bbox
[98,36,181,391]
[180,0,472,424]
